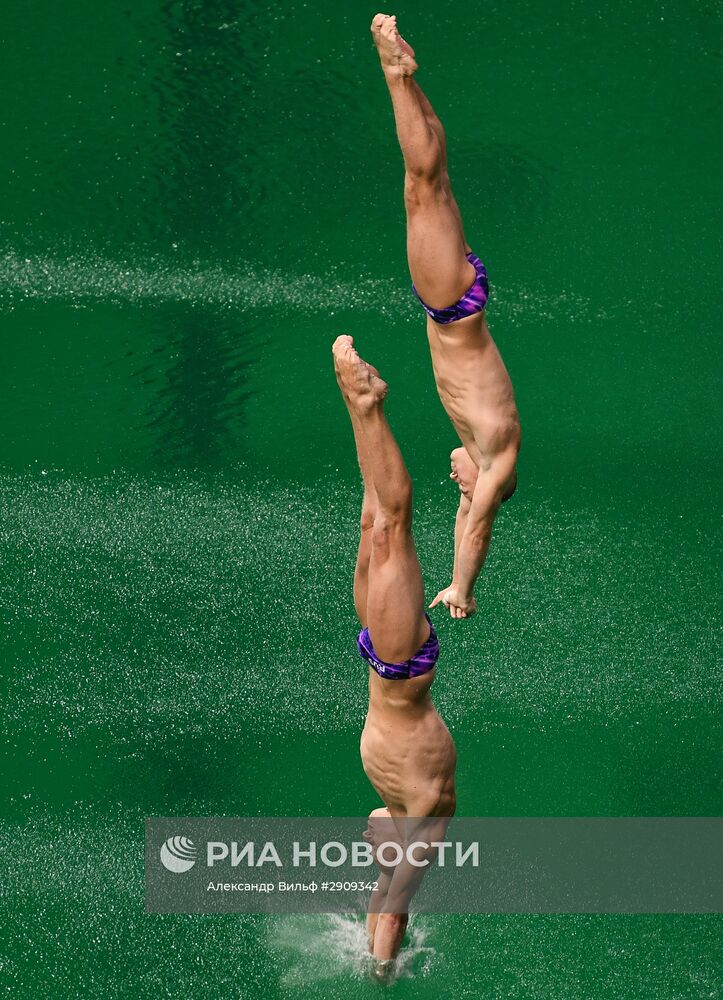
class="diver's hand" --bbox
[430,586,477,619]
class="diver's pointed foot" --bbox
[371,13,418,77]
[332,336,388,411]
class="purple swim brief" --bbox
[412,251,489,324]
[357,615,439,681]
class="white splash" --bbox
[270,912,437,987]
[0,247,612,323]
[0,249,414,317]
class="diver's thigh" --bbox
[405,180,474,308]
[366,533,427,663]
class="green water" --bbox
[1,1,720,996]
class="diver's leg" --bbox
[362,406,429,664]
[334,357,377,627]
[371,14,474,309]
[332,336,429,663]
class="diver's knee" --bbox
[404,169,443,207]
[376,476,413,524]
[371,509,411,553]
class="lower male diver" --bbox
[332,334,456,980]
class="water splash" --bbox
[270,912,437,987]
[0,249,413,318]
[0,247,618,324]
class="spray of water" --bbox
[269,912,437,987]
[0,249,414,318]
[0,247,615,323]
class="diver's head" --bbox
[449,447,479,501]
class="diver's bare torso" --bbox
[360,668,457,818]
[426,310,520,482]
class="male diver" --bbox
[332,334,456,981]
[371,14,521,619]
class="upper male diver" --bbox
[371,14,521,619]
[332,334,456,981]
